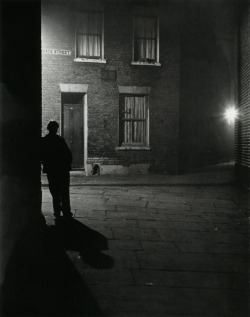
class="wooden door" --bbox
[63,104,84,169]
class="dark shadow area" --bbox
[178,1,237,173]
[1,220,108,316]
[52,218,114,269]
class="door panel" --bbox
[63,103,84,169]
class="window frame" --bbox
[132,15,160,67]
[74,10,106,63]
[118,93,150,149]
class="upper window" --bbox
[132,16,160,66]
[119,95,149,147]
[75,11,105,63]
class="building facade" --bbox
[236,1,250,187]
[42,0,238,175]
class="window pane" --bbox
[125,97,133,143]
[135,17,145,37]
[77,11,102,57]
[77,12,88,33]
[145,39,155,60]
[144,18,155,38]
[125,121,132,143]
[134,39,144,61]
[77,35,88,56]
[134,17,156,62]
[135,97,145,119]
[125,96,134,119]
[89,12,102,35]
[88,35,101,56]
[123,96,146,144]
[134,121,145,143]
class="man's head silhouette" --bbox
[47,120,59,134]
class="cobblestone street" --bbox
[41,173,249,317]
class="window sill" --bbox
[74,58,107,64]
[131,61,161,67]
[115,146,151,151]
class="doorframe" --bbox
[59,84,88,171]
[83,93,88,171]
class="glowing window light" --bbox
[224,106,239,125]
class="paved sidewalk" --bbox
[41,163,236,187]
[40,167,249,317]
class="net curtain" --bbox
[77,12,101,57]
[135,17,156,61]
[124,96,146,144]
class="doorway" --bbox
[62,93,84,169]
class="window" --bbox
[119,95,149,147]
[75,11,105,62]
[132,16,160,66]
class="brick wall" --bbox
[42,0,237,174]
[42,0,180,173]
[236,1,250,186]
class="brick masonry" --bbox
[236,1,250,187]
[42,0,238,174]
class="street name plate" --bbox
[42,49,71,56]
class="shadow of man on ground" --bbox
[1,218,112,316]
[51,218,114,269]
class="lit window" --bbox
[133,16,160,65]
[75,11,105,62]
[119,95,149,146]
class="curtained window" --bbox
[119,95,148,146]
[76,11,102,58]
[134,17,158,63]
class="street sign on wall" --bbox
[42,48,71,55]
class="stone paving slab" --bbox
[131,270,248,290]
[174,241,216,253]
[213,244,249,254]
[140,241,179,251]
[106,198,148,208]
[72,204,116,212]
[147,200,191,209]
[135,250,233,272]
[106,210,169,221]
[199,214,237,223]
[156,229,205,242]
[216,254,249,273]
[90,285,248,316]
[166,214,205,222]
[156,204,192,211]
[108,239,142,251]
[41,164,236,186]
[198,232,248,245]
[79,267,134,285]
[200,222,248,233]
[41,179,249,317]
[156,207,201,215]
[71,199,107,208]
[115,205,159,214]
[140,220,205,231]
[82,218,139,229]
[112,227,162,241]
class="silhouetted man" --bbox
[41,121,73,218]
